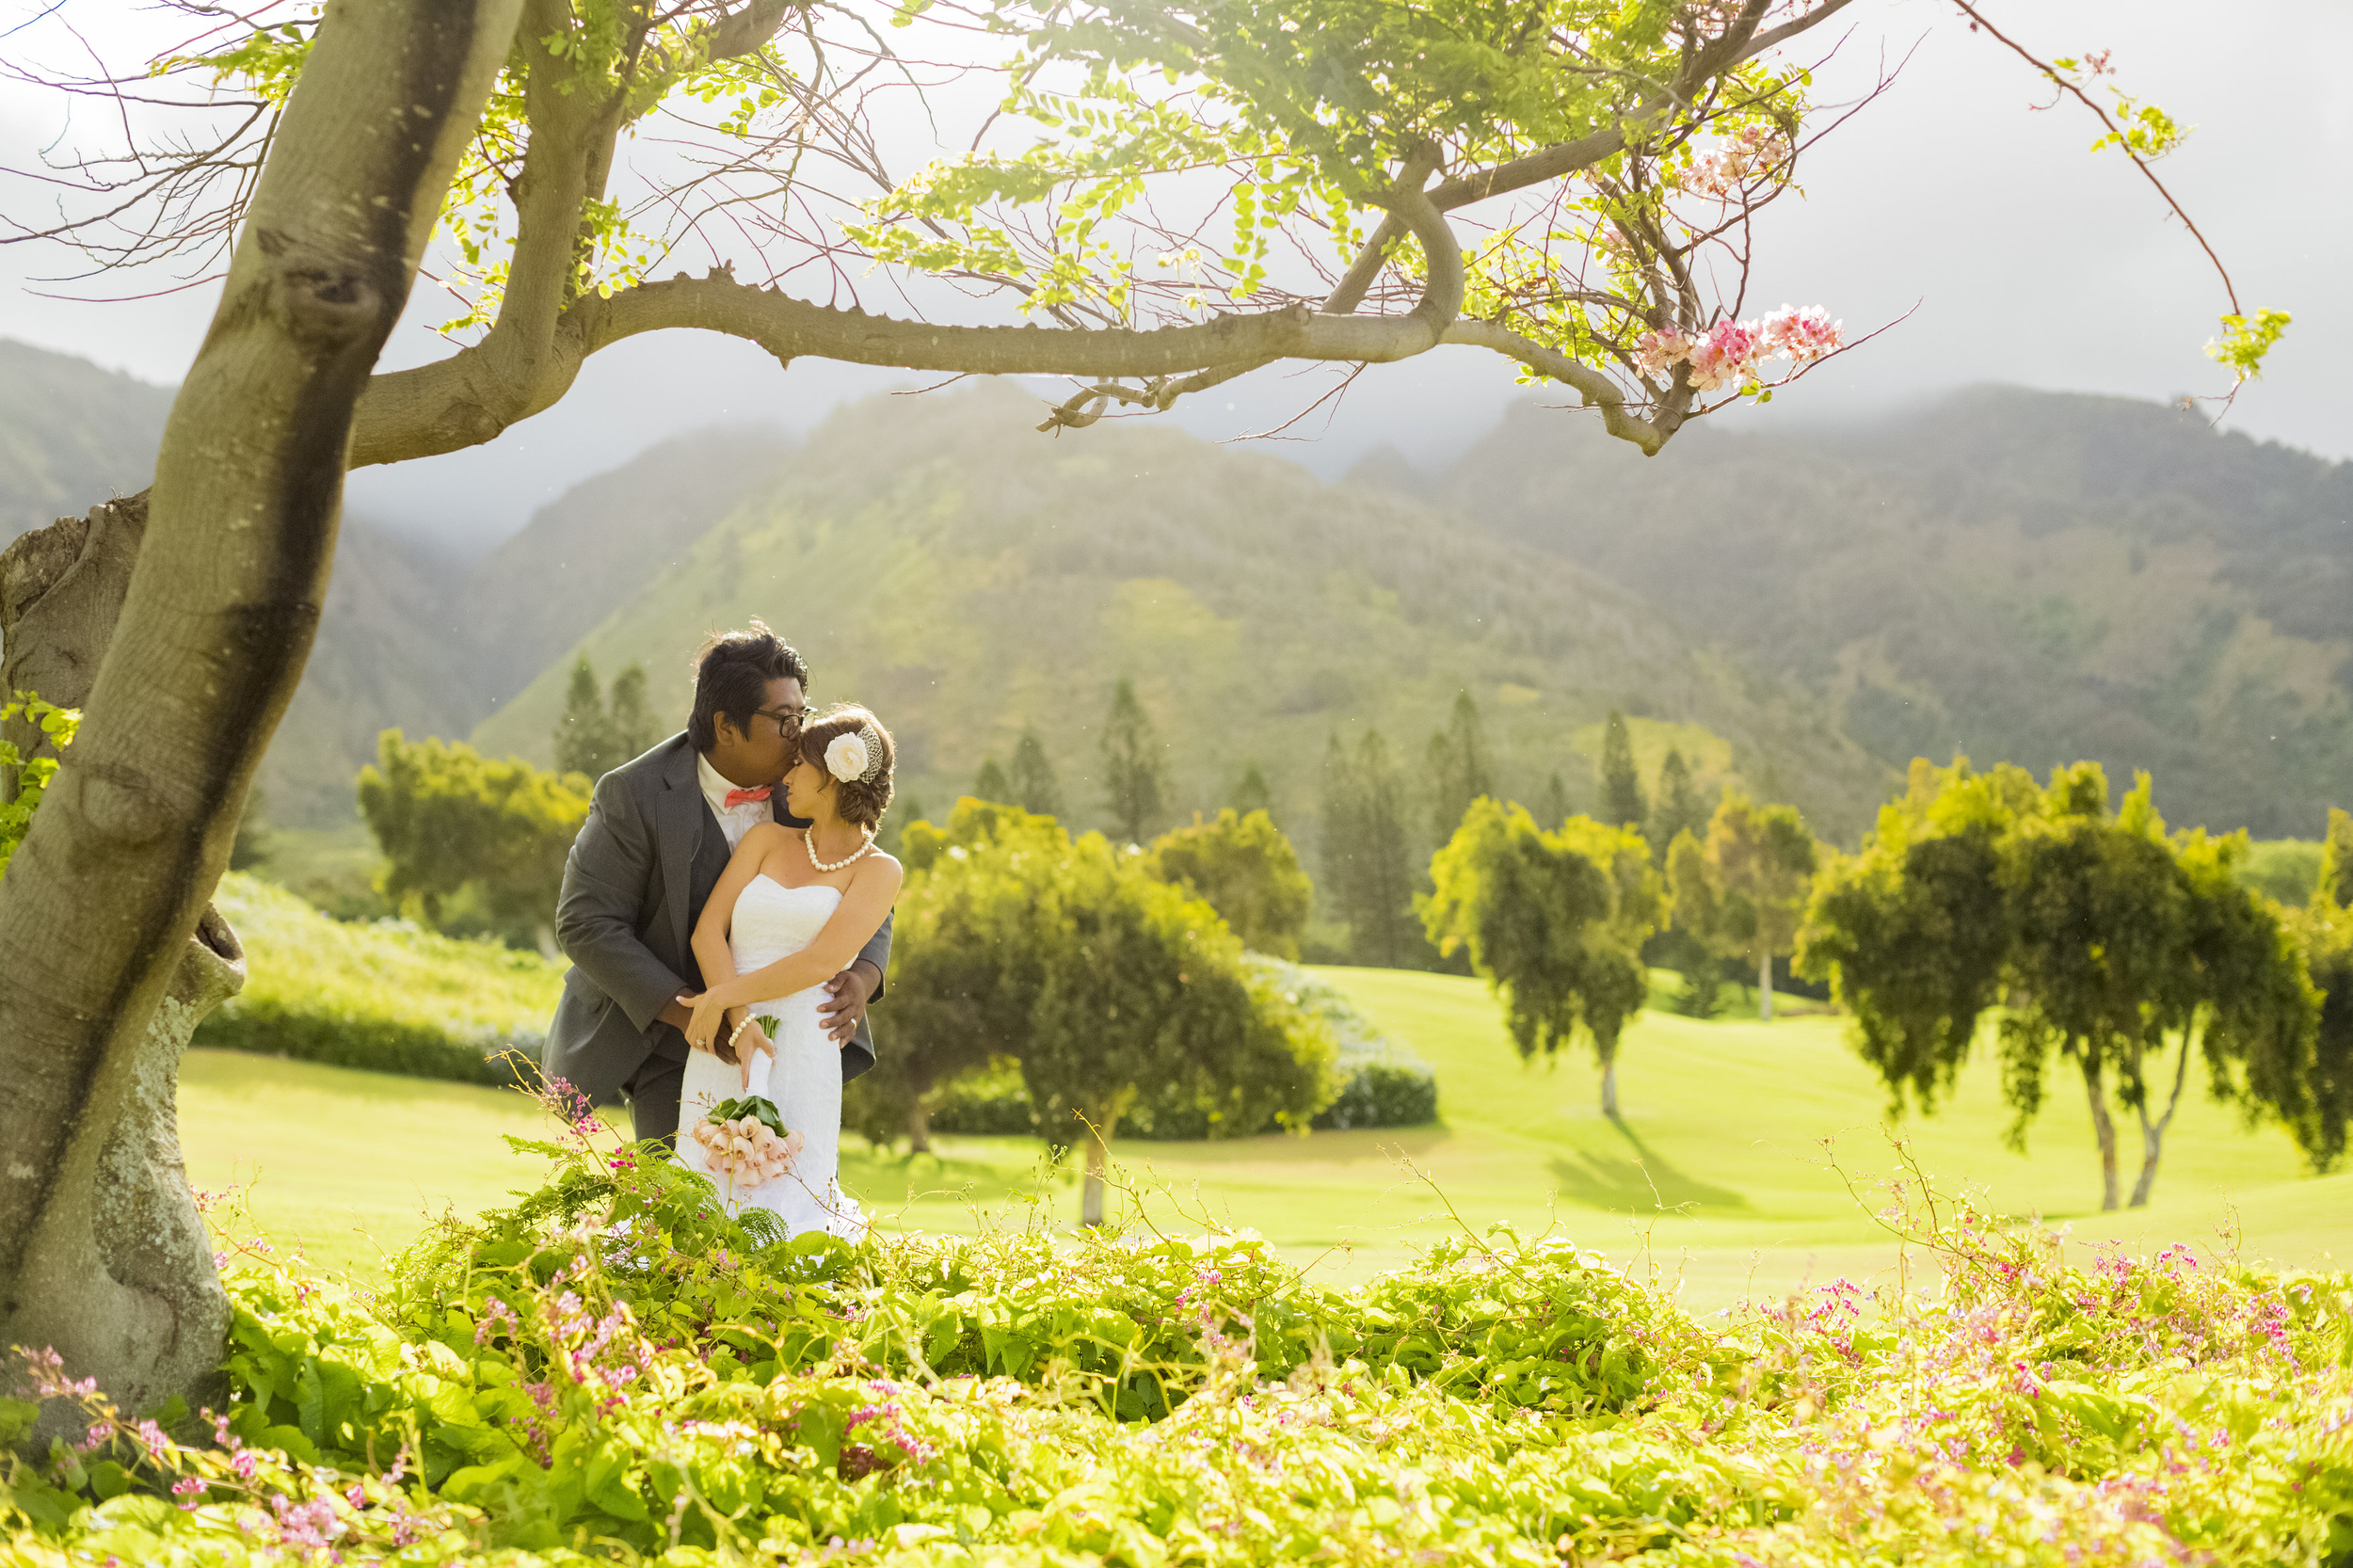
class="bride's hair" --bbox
[795,704,895,828]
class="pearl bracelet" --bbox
[727,1014,756,1053]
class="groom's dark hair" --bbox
[688,621,808,751]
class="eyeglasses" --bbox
[754,706,808,734]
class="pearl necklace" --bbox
[803,825,874,873]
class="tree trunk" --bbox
[0,0,520,1439]
[1757,950,1774,1022]
[2129,1028,2196,1209]
[1600,1048,1620,1119]
[907,1095,933,1157]
[2080,1052,2120,1212]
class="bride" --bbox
[678,704,903,1237]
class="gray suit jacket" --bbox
[543,732,891,1101]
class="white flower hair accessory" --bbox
[823,723,888,785]
[824,732,868,783]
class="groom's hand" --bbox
[817,960,881,1048]
[664,993,735,1062]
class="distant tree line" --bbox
[337,664,2349,1223]
[554,656,658,780]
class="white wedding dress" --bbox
[675,876,867,1240]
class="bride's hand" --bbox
[684,991,731,1052]
[734,1019,773,1091]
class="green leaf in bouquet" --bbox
[701,1094,792,1140]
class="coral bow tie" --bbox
[723,786,772,808]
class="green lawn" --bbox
[181,966,2351,1308]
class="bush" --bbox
[924,959,1438,1142]
[194,873,564,1085]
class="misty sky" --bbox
[3,0,2346,554]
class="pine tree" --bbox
[1425,688,1495,844]
[1599,709,1646,831]
[1538,771,1572,828]
[1648,746,1709,848]
[1354,731,1420,967]
[1322,729,1418,968]
[1231,761,1274,820]
[972,758,1011,804]
[554,657,621,780]
[1100,678,1168,843]
[1006,728,1064,818]
[606,662,657,763]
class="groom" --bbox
[544,623,891,1144]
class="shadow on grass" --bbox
[1547,1113,1749,1214]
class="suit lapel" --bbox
[659,740,703,959]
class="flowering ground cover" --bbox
[7,1091,2351,1567]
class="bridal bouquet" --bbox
[686,1093,805,1201]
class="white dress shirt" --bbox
[696,753,775,853]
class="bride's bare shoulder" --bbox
[855,849,904,888]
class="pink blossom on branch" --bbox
[1634,304,1843,392]
[1682,123,1794,200]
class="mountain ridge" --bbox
[1429,386,2353,837]
[8,330,2345,841]
[470,382,1898,855]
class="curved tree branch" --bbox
[356,174,1469,463]
[1441,320,1685,456]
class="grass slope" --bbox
[198,872,565,1077]
[471,383,1897,850]
[181,965,2346,1308]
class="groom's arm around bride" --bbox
[539,625,890,1144]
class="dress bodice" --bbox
[730,876,843,981]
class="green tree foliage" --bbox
[972,758,1012,805]
[2319,808,2353,910]
[1024,840,1337,1224]
[2293,824,2353,1172]
[1671,791,1819,1022]
[1100,679,1168,844]
[552,657,658,782]
[1424,688,1494,844]
[229,787,272,872]
[0,692,79,882]
[844,802,1065,1154]
[860,798,1334,1222]
[1801,760,2332,1212]
[1998,772,2199,1213]
[1795,760,2026,1113]
[1320,730,1420,968]
[608,664,653,760]
[355,731,590,945]
[1006,728,1064,819]
[1424,800,1662,1116]
[1230,761,1274,820]
[1538,772,1572,830]
[1599,710,1647,832]
[1648,747,1710,849]
[1144,808,1315,959]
